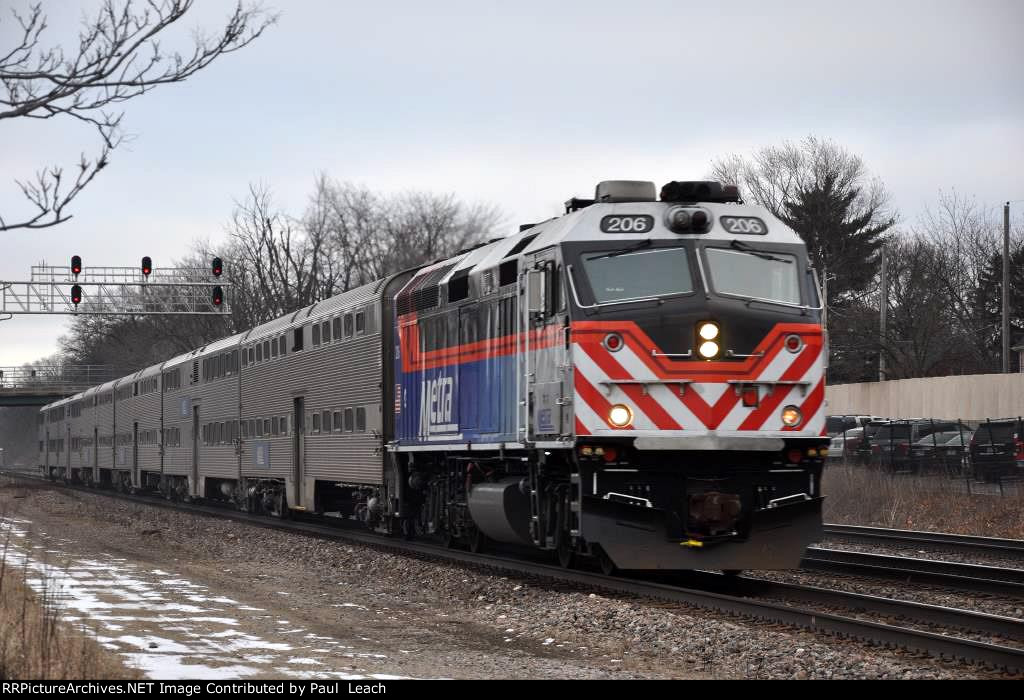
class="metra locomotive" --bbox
[38,180,828,572]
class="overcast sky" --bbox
[1,0,1022,366]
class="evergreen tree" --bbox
[972,248,1024,370]
[779,172,894,307]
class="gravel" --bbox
[2,478,1020,679]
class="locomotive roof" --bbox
[407,199,804,289]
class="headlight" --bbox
[665,207,691,233]
[698,322,719,340]
[781,405,802,427]
[698,340,720,359]
[608,404,633,428]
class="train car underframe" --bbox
[390,438,825,572]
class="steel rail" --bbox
[823,523,1024,559]
[2,470,1023,673]
[802,547,1024,596]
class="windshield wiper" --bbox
[587,239,653,261]
[730,239,792,264]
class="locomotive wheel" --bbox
[595,546,618,576]
[556,538,575,569]
[274,492,290,520]
[468,527,487,554]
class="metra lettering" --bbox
[420,376,454,429]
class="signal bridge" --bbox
[0,365,116,407]
[0,257,229,316]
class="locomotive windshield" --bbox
[581,246,694,304]
[704,247,801,305]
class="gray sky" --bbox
[1,0,1022,365]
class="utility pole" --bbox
[1003,201,1011,374]
[879,249,888,382]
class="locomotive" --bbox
[39,180,828,573]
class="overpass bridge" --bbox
[0,366,116,407]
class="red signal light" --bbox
[71,284,82,306]
[211,257,223,277]
[71,255,82,276]
[212,285,223,307]
[141,256,152,277]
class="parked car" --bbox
[855,420,891,465]
[827,427,865,462]
[826,415,882,437]
[871,420,958,471]
[969,419,1024,482]
[908,430,969,473]
[936,431,973,475]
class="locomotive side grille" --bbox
[397,263,458,315]
[412,285,439,312]
[481,269,495,296]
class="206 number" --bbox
[600,215,654,233]
[720,216,767,234]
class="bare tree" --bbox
[913,190,1020,371]
[51,178,504,376]
[307,175,504,289]
[0,0,276,231]
[881,235,972,378]
[226,184,327,326]
[304,174,378,293]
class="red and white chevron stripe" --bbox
[571,322,825,438]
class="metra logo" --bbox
[420,376,457,433]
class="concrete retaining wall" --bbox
[826,373,1024,421]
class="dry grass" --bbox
[0,523,140,680]
[822,463,1024,539]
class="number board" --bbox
[600,215,654,234]
[720,216,768,235]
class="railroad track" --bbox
[801,547,1024,596]
[823,523,1024,559]
[2,469,1023,673]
